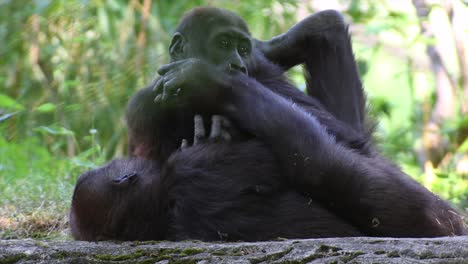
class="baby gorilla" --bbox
[70,115,232,241]
[70,115,361,241]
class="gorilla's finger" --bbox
[180,139,188,149]
[153,77,164,95]
[153,80,166,104]
[160,87,171,102]
[220,116,240,140]
[221,116,232,128]
[209,115,222,140]
[164,77,184,95]
[149,77,159,89]
[154,94,163,103]
[157,60,186,75]
[194,115,205,145]
[221,130,232,142]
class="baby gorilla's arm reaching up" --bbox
[180,115,232,148]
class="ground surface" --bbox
[0,236,467,263]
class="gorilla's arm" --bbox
[156,56,465,237]
[223,74,465,237]
[257,10,366,134]
[250,12,467,236]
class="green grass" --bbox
[0,135,102,240]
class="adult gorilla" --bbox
[70,7,466,241]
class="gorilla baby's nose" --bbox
[229,63,247,74]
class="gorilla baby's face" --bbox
[170,7,254,76]
[70,158,164,241]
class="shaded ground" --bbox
[0,236,467,264]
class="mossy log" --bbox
[0,237,467,263]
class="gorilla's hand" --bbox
[255,10,346,70]
[179,114,233,149]
[153,59,226,105]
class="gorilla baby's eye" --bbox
[112,172,139,185]
[238,42,251,56]
[219,38,230,49]
[239,46,250,56]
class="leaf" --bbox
[35,103,56,113]
[34,125,74,136]
[434,172,449,179]
[98,6,109,35]
[0,111,19,122]
[70,157,98,168]
[0,94,24,110]
[65,104,81,112]
[458,139,468,153]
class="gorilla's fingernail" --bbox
[154,94,162,102]
[180,139,188,149]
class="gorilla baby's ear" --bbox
[112,172,139,186]
[169,32,187,60]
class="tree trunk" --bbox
[412,0,455,168]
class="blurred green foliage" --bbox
[0,0,466,238]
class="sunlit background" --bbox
[0,0,466,239]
